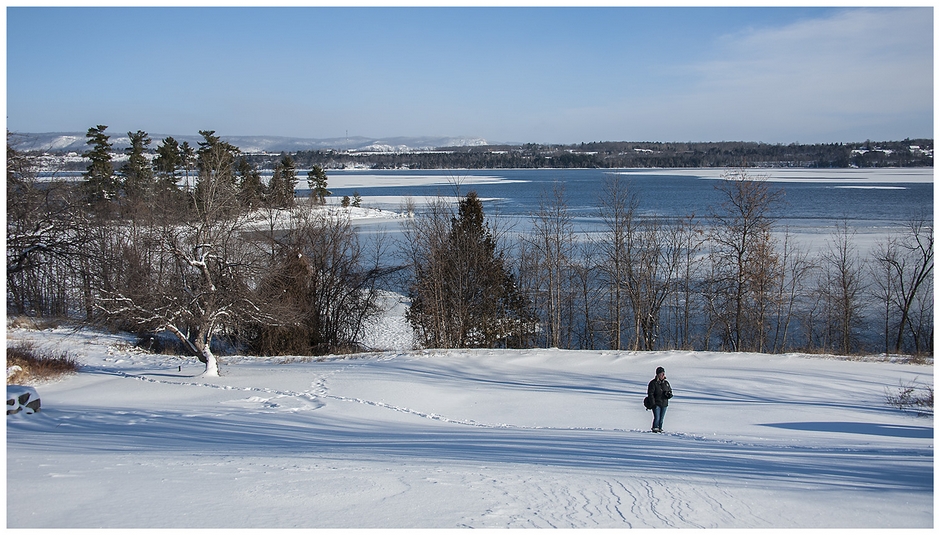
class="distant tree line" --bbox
[282,139,933,170]
[26,137,933,172]
[8,127,933,376]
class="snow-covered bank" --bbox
[6,321,932,528]
[620,167,934,184]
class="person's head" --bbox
[656,366,665,379]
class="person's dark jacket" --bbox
[647,378,673,407]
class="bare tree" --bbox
[815,221,865,354]
[570,239,605,349]
[94,132,269,376]
[871,217,934,354]
[249,209,395,355]
[707,169,783,352]
[595,175,637,350]
[96,206,270,376]
[594,175,694,350]
[626,215,695,351]
[402,196,455,348]
[770,227,816,353]
[666,215,705,350]
[524,182,576,348]
[7,135,95,318]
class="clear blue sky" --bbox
[6,6,933,144]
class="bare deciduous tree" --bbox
[707,169,783,352]
[625,215,695,351]
[871,217,934,354]
[524,183,576,348]
[7,135,99,319]
[770,228,815,353]
[815,220,865,354]
[249,209,396,355]
[94,132,272,376]
[595,175,637,350]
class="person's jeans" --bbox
[652,405,667,430]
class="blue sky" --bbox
[6,6,933,144]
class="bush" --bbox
[6,343,80,384]
[885,378,934,416]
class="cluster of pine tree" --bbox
[79,126,326,216]
[7,127,385,376]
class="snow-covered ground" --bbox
[621,167,934,184]
[6,300,933,528]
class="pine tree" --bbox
[307,165,331,204]
[236,157,264,208]
[120,130,154,201]
[179,141,196,190]
[82,125,116,205]
[153,136,182,191]
[407,192,535,348]
[194,130,240,214]
[270,155,297,208]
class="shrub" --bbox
[885,377,934,416]
[6,343,80,384]
[8,316,63,330]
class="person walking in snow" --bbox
[648,366,673,433]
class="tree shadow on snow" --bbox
[9,404,933,494]
[760,421,933,439]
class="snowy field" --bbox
[6,304,933,529]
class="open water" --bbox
[313,167,932,240]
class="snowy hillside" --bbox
[6,309,933,528]
[9,132,489,153]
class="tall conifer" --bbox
[82,125,116,204]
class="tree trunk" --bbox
[166,323,220,376]
[200,346,220,377]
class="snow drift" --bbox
[5,321,932,529]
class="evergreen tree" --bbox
[271,155,297,208]
[267,164,284,208]
[407,192,535,348]
[194,130,240,213]
[307,165,331,204]
[179,140,196,190]
[82,125,116,205]
[236,157,264,208]
[120,130,154,201]
[153,136,182,191]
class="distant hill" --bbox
[8,132,490,154]
[9,132,931,169]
